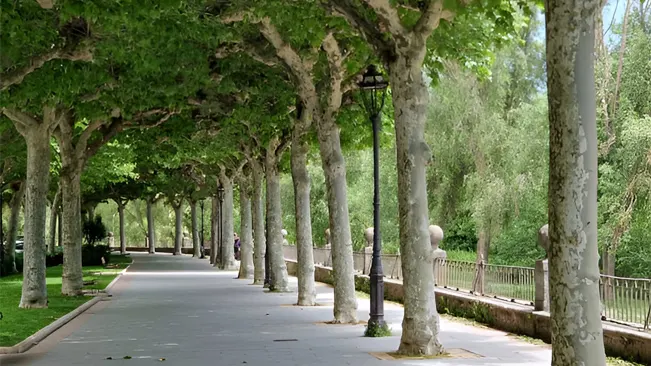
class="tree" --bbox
[2,107,61,308]
[545,0,607,364]
[326,0,531,353]
[221,1,371,319]
[237,170,254,278]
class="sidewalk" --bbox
[0,253,551,366]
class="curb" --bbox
[104,263,131,295]
[0,295,105,355]
[0,262,132,355]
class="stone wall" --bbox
[285,259,651,364]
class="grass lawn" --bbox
[0,254,131,347]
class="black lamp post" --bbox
[217,184,225,267]
[358,64,389,331]
[200,200,205,259]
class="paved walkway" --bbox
[0,253,551,366]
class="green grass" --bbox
[445,250,478,263]
[0,254,131,347]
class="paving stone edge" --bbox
[0,262,131,355]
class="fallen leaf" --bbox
[123,355,132,359]
[159,358,166,361]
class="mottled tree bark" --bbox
[3,182,25,274]
[60,170,83,296]
[251,160,266,284]
[190,200,201,258]
[12,108,59,308]
[146,199,156,254]
[291,138,316,305]
[219,173,237,270]
[48,187,60,255]
[117,200,126,254]
[56,110,85,296]
[173,201,183,256]
[211,195,219,265]
[316,121,357,322]
[238,179,254,279]
[546,1,607,365]
[265,142,290,292]
[389,50,442,355]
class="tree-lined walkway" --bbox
[0,253,550,366]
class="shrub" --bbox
[82,244,111,266]
[14,250,64,273]
[83,215,108,246]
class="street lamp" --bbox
[217,184,225,268]
[200,200,205,259]
[358,64,389,332]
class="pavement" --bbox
[0,253,551,366]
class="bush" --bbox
[14,250,64,273]
[46,251,64,267]
[82,244,111,266]
[83,215,108,246]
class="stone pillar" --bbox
[535,224,550,312]
[107,232,115,250]
[324,228,332,267]
[535,259,550,312]
[429,225,446,284]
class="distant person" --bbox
[234,233,241,260]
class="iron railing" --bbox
[283,245,651,331]
[434,259,535,304]
[600,274,651,330]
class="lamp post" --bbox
[358,64,389,331]
[200,200,205,259]
[217,184,225,268]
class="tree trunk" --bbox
[60,170,83,296]
[57,206,62,248]
[3,182,25,275]
[546,1,607,365]
[48,187,60,255]
[211,194,220,267]
[173,202,183,255]
[19,119,53,308]
[475,229,490,264]
[291,139,316,305]
[251,160,266,284]
[265,150,289,292]
[87,205,95,221]
[117,201,126,254]
[389,51,442,354]
[219,174,237,270]
[315,120,357,322]
[238,181,254,279]
[147,199,156,254]
[190,200,200,257]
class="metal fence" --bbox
[600,274,651,330]
[283,245,651,331]
[434,259,535,304]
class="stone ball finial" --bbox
[364,227,374,247]
[281,229,288,238]
[428,225,444,249]
[108,231,114,237]
[538,224,550,256]
[324,228,331,247]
